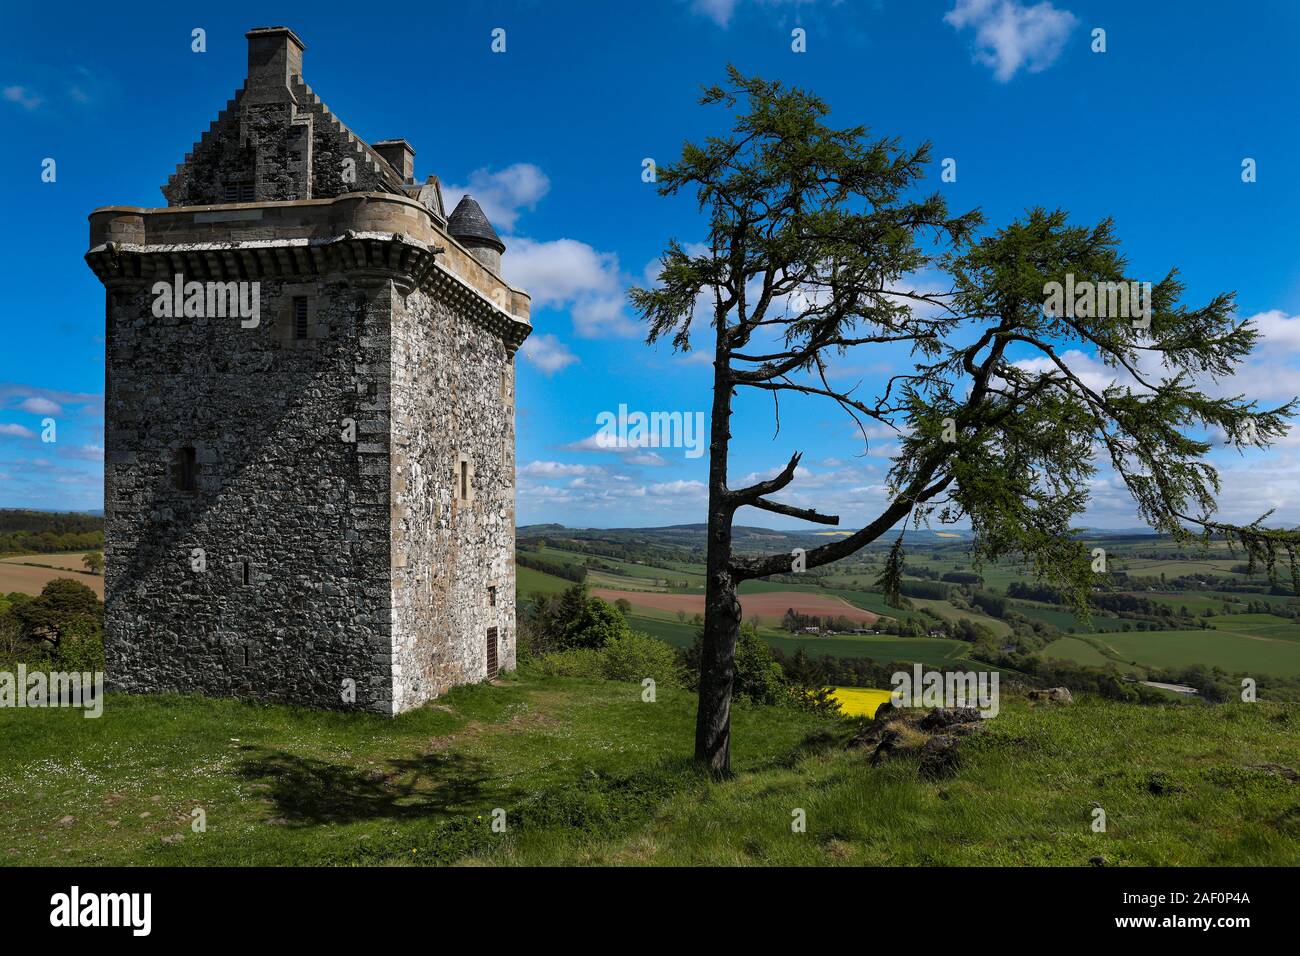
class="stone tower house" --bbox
[85,27,531,714]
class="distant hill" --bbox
[517,522,974,554]
[0,509,104,556]
[518,522,1177,549]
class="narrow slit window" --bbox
[241,645,250,666]
[486,627,499,680]
[177,446,197,492]
[293,297,309,340]
[242,560,251,586]
[460,460,469,500]
[488,586,497,607]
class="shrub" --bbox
[559,597,630,650]
[523,584,632,653]
[535,632,686,687]
[603,632,684,687]
[732,624,787,705]
[534,647,607,680]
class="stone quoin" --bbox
[85,26,531,714]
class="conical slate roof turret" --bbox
[447,195,505,253]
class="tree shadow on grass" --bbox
[234,746,518,827]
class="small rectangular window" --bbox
[177,447,197,492]
[242,560,251,586]
[224,182,255,203]
[293,297,308,339]
[488,586,497,607]
[460,459,469,500]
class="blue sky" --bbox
[2,0,1298,529]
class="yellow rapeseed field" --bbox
[828,686,894,717]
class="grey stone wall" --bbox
[103,275,395,713]
[389,279,517,710]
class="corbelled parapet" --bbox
[86,192,532,334]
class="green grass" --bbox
[1207,614,1300,643]
[532,546,706,589]
[909,598,1014,637]
[0,674,822,866]
[1097,629,1300,678]
[5,675,1293,866]
[485,695,1299,866]
[1040,636,1119,668]
[1014,603,1128,634]
[515,565,574,597]
[627,614,698,646]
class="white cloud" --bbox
[571,294,641,338]
[505,238,619,306]
[19,397,60,415]
[944,0,1077,82]
[0,423,37,439]
[442,163,550,232]
[648,479,708,497]
[568,430,671,466]
[64,444,104,462]
[520,333,580,375]
[503,238,639,339]
[689,0,821,29]
[519,460,605,477]
[0,383,101,417]
[3,85,44,110]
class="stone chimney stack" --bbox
[244,27,305,103]
[373,140,416,184]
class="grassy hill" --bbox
[4,672,1295,866]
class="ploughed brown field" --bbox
[591,588,879,625]
[0,554,104,598]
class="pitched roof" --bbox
[447,195,505,252]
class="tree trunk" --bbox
[694,353,740,776]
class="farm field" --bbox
[590,587,880,626]
[1013,603,1127,634]
[1039,636,1142,673]
[515,565,573,597]
[531,546,705,589]
[909,598,1013,637]
[513,529,1300,683]
[0,551,97,572]
[626,614,698,647]
[1204,614,1300,643]
[828,686,893,717]
[1121,558,1249,578]
[0,554,103,598]
[1097,629,1300,678]
[758,633,975,668]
